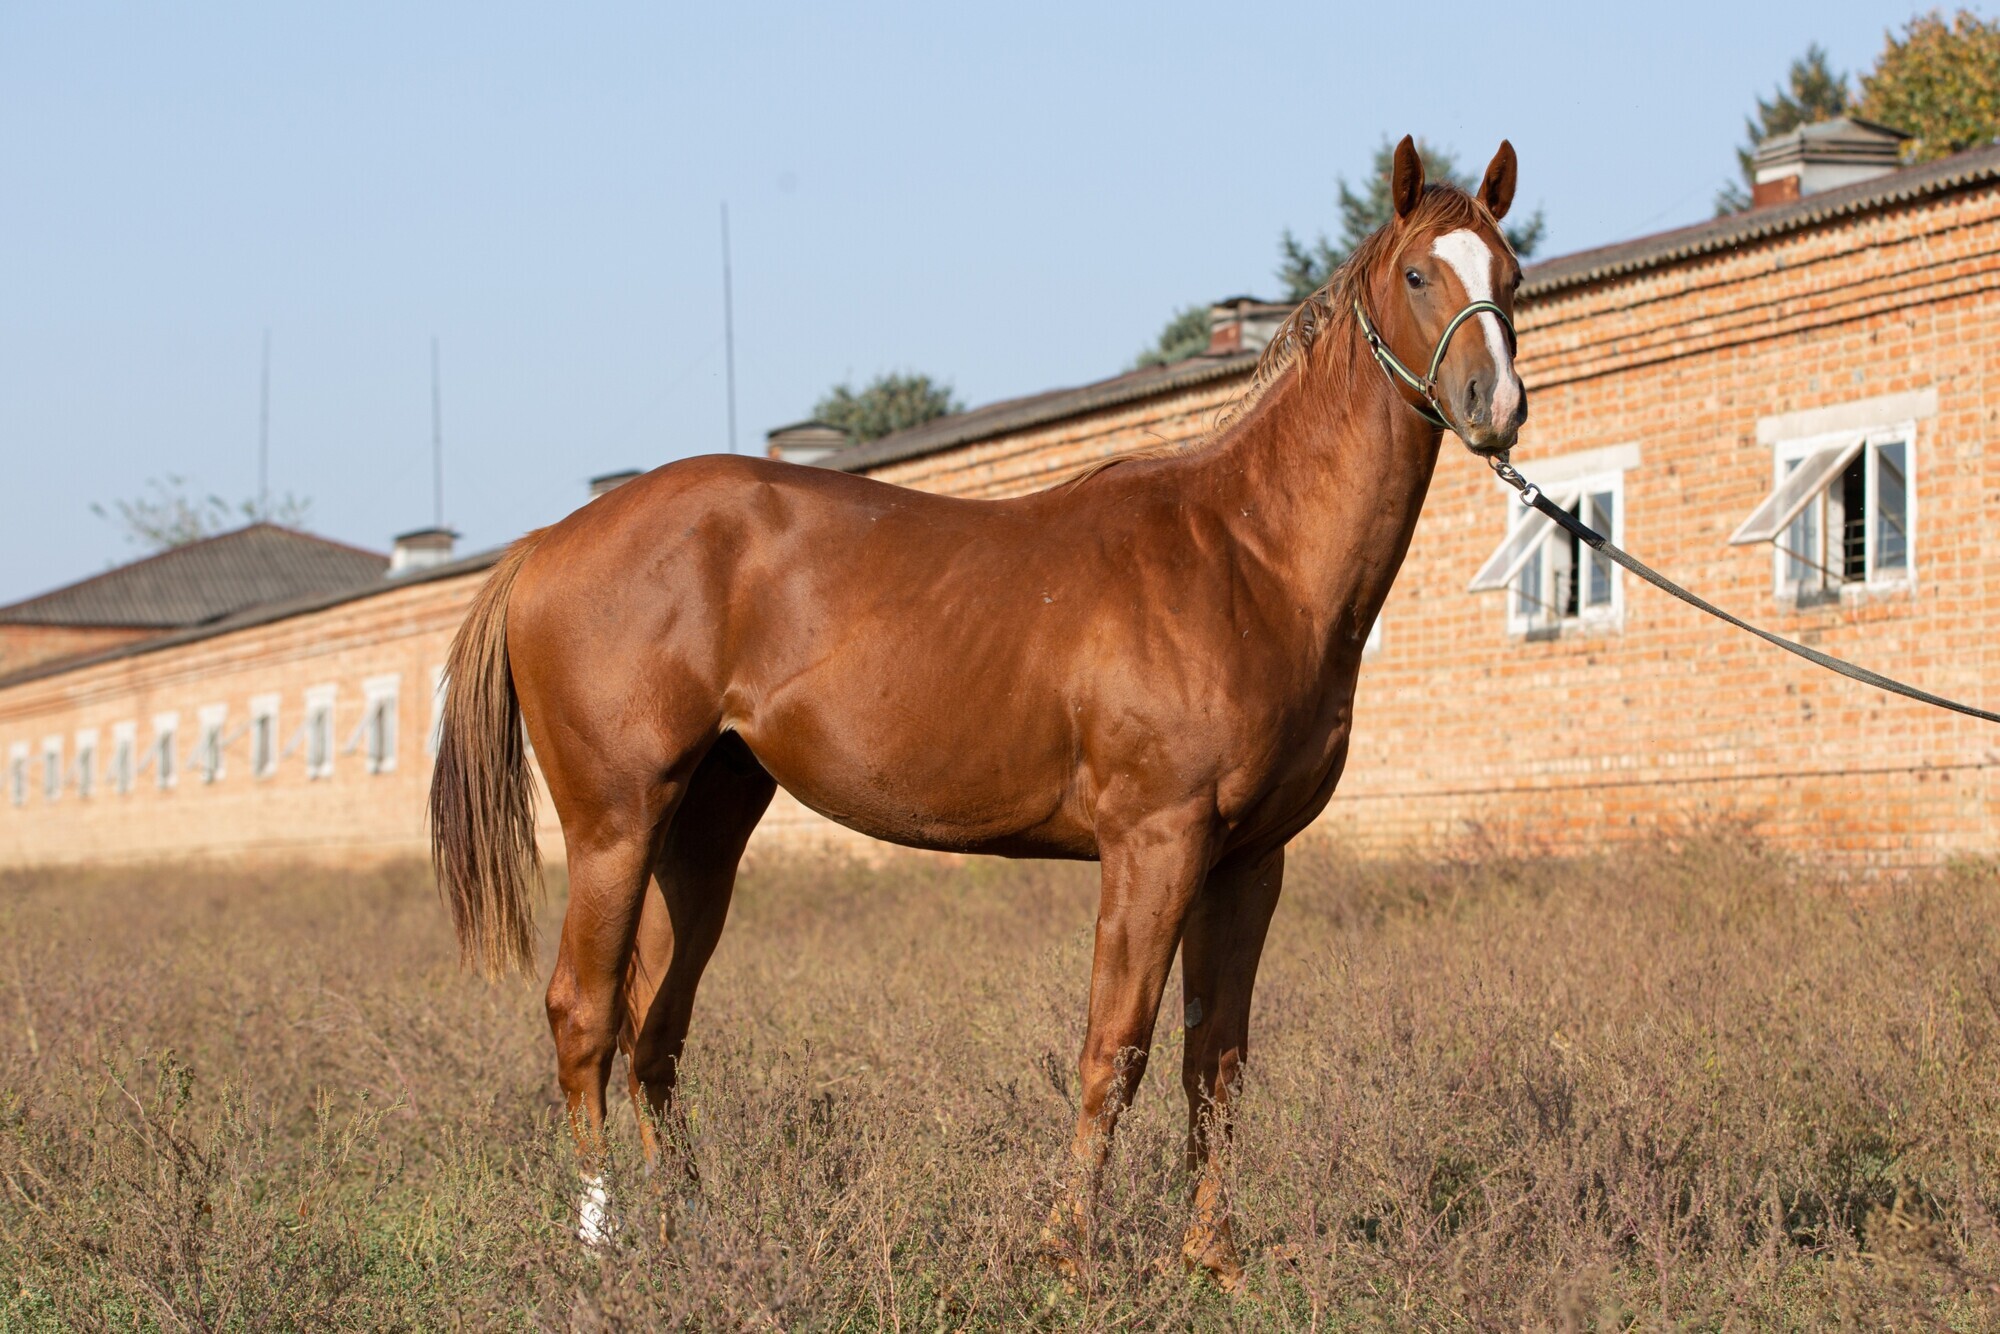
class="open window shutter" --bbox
[1729,437,1865,545]
[1468,486,1578,593]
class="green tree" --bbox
[92,475,314,552]
[1276,137,1548,301]
[1132,305,1210,369]
[814,372,962,444]
[1859,9,2000,163]
[1718,44,1852,214]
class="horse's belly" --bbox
[736,707,1093,857]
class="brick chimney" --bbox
[764,421,850,465]
[1752,116,1906,208]
[1205,298,1292,356]
[589,469,642,498]
[389,527,456,576]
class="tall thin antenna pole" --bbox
[430,337,444,529]
[721,202,738,455]
[258,329,271,519]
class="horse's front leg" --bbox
[1041,806,1213,1276]
[1177,843,1284,1289]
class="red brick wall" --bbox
[0,624,154,677]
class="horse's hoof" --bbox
[1035,1227,1084,1284]
[1181,1234,1247,1292]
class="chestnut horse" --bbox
[432,136,1527,1284]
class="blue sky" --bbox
[0,2,1927,601]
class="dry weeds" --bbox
[3,835,1999,1328]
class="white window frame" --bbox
[111,722,136,795]
[304,685,335,780]
[74,728,98,800]
[196,703,227,784]
[427,665,448,758]
[1471,466,1627,638]
[152,712,179,790]
[362,673,400,775]
[249,693,280,779]
[41,735,62,804]
[1736,422,1916,604]
[7,742,26,808]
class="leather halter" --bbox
[1354,295,1516,433]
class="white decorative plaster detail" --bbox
[1756,388,1937,446]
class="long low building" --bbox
[4,120,1995,868]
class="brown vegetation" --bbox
[3,836,1999,1328]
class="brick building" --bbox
[4,123,1996,868]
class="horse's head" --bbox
[1363,135,1526,456]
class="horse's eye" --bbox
[1404,268,1424,289]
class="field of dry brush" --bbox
[4,836,2000,1329]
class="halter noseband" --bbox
[1354,296,1515,433]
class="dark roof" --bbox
[825,350,1259,472]
[0,524,389,629]
[1520,142,2000,297]
[0,540,500,690]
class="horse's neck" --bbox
[1202,329,1443,649]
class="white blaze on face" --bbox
[1430,228,1521,428]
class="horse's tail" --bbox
[429,529,548,979]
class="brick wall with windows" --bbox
[2,162,1997,869]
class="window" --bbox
[250,694,279,779]
[427,666,447,757]
[197,704,227,784]
[41,737,62,803]
[1469,466,1627,636]
[152,713,179,789]
[75,729,97,800]
[7,743,25,808]
[1731,424,1913,603]
[304,686,335,780]
[111,723,135,795]
[362,675,399,775]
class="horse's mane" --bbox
[1065,184,1496,488]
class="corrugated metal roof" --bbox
[1519,142,2000,298]
[0,524,389,628]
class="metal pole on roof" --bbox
[431,337,444,529]
[258,329,270,520]
[721,202,738,454]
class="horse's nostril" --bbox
[1465,379,1483,418]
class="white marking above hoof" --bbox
[577,1174,613,1246]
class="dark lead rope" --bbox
[1487,455,2000,726]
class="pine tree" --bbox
[1276,138,1547,301]
[1132,305,1211,369]
[1717,44,1851,214]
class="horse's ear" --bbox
[1479,140,1517,221]
[1391,135,1424,219]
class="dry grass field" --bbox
[4,835,2000,1329]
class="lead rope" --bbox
[1485,453,2000,725]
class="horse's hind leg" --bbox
[621,734,776,1173]
[544,764,690,1239]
